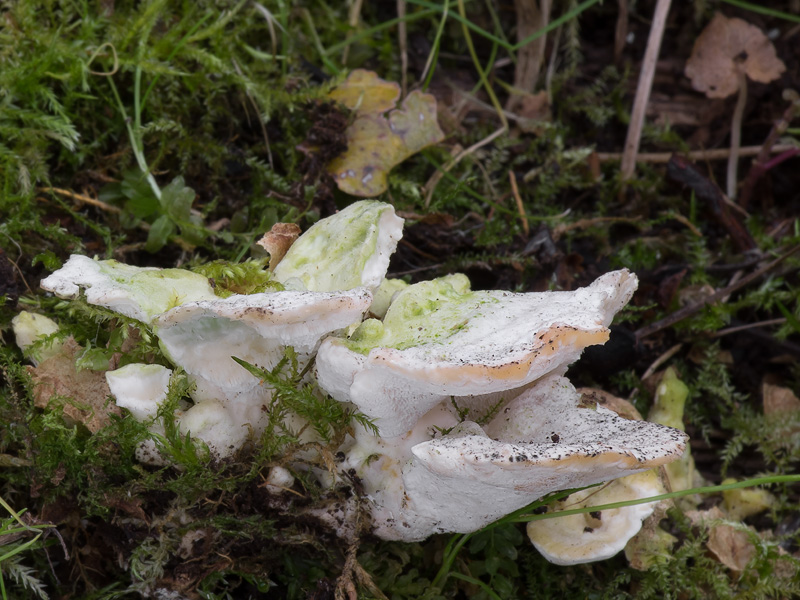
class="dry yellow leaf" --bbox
[327,70,445,197]
[328,69,400,114]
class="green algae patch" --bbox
[272,201,403,293]
[344,273,484,354]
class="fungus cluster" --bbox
[23,200,688,565]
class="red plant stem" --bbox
[738,96,800,210]
[762,148,800,171]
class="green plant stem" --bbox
[720,0,800,23]
[513,474,800,523]
[408,0,601,52]
[432,488,579,589]
[325,9,439,56]
[432,474,800,591]
[456,0,508,130]
[513,0,602,51]
[106,77,162,201]
[422,0,449,91]
[300,9,340,75]
[408,0,508,48]
[449,572,504,600]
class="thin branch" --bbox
[620,0,672,182]
[598,144,797,163]
[508,170,529,237]
[634,245,800,340]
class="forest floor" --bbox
[1,1,800,598]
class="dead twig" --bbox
[709,318,787,339]
[39,187,197,252]
[424,127,506,208]
[666,155,756,252]
[614,0,628,64]
[507,0,552,112]
[598,144,797,163]
[551,216,642,242]
[641,343,683,381]
[508,170,529,238]
[341,0,365,66]
[39,186,122,214]
[635,245,800,340]
[620,0,672,183]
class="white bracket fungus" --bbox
[40,255,219,323]
[33,200,690,566]
[331,374,685,542]
[39,201,402,460]
[315,269,638,437]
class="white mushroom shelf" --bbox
[34,200,688,565]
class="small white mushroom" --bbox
[106,363,172,421]
[526,469,666,565]
[12,311,62,365]
[105,363,174,465]
[179,399,247,459]
[264,466,296,493]
[316,270,638,437]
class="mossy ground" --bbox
[1,1,800,598]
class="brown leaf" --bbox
[256,222,302,270]
[686,507,756,572]
[708,523,756,572]
[29,337,121,433]
[762,380,800,416]
[577,388,643,421]
[685,13,786,99]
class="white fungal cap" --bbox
[178,399,247,459]
[316,270,638,438]
[106,363,173,421]
[12,311,61,366]
[369,278,409,319]
[154,288,373,394]
[272,200,403,292]
[344,374,686,542]
[526,469,666,565]
[40,255,219,323]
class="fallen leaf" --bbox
[328,70,445,197]
[577,388,643,421]
[762,380,800,416]
[29,337,121,433]
[686,507,756,572]
[256,222,302,270]
[685,13,786,99]
[329,69,400,114]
